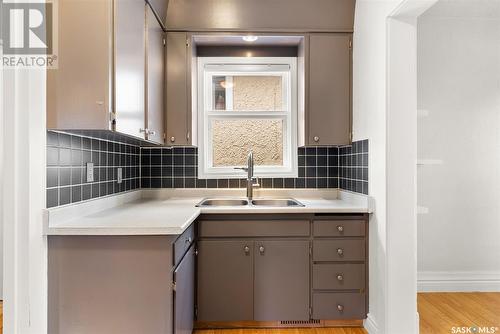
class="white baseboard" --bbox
[418,271,500,292]
[364,313,379,334]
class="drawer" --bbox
[313,239,365,262]
[313,220,365,237]
[313,263,365,290]
[312,292,366,319]
[199,220,310,238]
[173,223,195,266]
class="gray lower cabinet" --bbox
[197,240,254,321]
[174,245,196,334]
[254,240,310,321]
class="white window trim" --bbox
[197,57,298,179]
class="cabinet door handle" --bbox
[337,274,344,281]
[337,304,344,312]
[337,225,344,233]
[313,136,320,142]
[337,248,344,256]
[244,245,250,254]
[259,246,265,254]
[185,237,192,244]
[148,130,157,136]
[170,136,176,143]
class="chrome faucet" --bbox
[235,151,259,200]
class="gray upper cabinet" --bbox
[166,0,355,32]
[307,33,352,146]
[114,0,147,140]
[47,0,113,130]
[146,4,165,144]
[47,0,166,143]
[165,32,192,146]
[197,240,254,321]
[253,240,310,321]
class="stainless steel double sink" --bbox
[196,198,304,207]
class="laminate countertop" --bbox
[44,189,373,236]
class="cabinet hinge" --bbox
[186,131,190,141]
[309,245,312,256]
[309,307,312,316]
[186,38,189,47]
[163,38,166,46]
[109,111,116,122]
[194,248,198,256]
[350,132,353,143]
[171,282,176,291]
[194,306,198,318]
[349,39,353,50]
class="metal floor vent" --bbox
[280,320,320,325]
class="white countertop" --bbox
[44,189,373,236]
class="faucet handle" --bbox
[252,177,260,187]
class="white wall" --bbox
[352,0,406,332]
[417,10,500,291]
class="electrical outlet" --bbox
[117,168,123,184]
[86,163,94,182]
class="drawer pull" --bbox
[259,246,265,254]
[337,274,344,281]
[337,248,344,256]
[337,225,344,233]
[244,246,250,254]
[337,304,344,312]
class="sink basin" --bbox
[196,198,249,207]
[251,198,304,207]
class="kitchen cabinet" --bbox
[253,240,310,321]
[114,0,146,139]
[48,223,197,334]
[47,0,166,143]
[165,32,193,145]
[197,240,254,321]
[306,33,352,146]
[146,4,166,144]
[174,245,196,334]
[197,214,368,324]
[197,216,311,322]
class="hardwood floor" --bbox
[195,293,500,334]
[0,294,498,334]
[196,329,367,334]
[418,293,500,334]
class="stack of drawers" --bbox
[311,215,368,320]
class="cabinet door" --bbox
[146,6,165,144]
[173,246,195,334]
[47,0,112,130]
[114,0,146,139]
[166,32,191,145]
[254,240,310,321]
[197,240,253,321]
[308,34,351,145]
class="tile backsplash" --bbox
[46,131,369,208]
[140,146,340,189]
[46,131,140,208]
[339,139,369,194]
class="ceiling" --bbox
[424,0,500,19]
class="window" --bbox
[197,57,297,179]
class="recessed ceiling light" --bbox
[242,35,258,42]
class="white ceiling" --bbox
[424,0,500,19]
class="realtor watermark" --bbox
[1,0,58,68]
[451,326,499,334]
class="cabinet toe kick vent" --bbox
[280,320,320,325]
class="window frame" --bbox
[197,57,298,179]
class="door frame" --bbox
[385,1,438,333]
[2,61,48,333]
